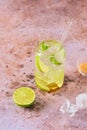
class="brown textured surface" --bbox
[0,0,87,130]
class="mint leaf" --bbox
[41,42,50,51]
[50,55,62,65]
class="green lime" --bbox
[35,78,50,92]
[35,55,49,73]
[13,87,35,107]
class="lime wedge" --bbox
[35,78,50,92]
[13,87,35,107]
[35,55,49,73]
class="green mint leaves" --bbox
[50,55,62,65]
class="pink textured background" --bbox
[0,0,87,130]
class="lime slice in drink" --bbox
[35,78,50,92]
[35,72,59,90]
[47,82,58,90]
[13,87,35,107]
[47,69,64,87]
[35,72,48,83]
[35,55,49,73]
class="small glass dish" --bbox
[77,57,87,76]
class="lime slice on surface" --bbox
[13,87,35,107]
[35,55,49,73]
[35,78,50,92]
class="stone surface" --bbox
[0,0,87,130]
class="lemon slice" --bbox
[13,87,35,107]
[35,78,50,92]
[35,55,49,73]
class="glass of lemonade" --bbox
[35,40,66,92]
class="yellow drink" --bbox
[35,40,66,92]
